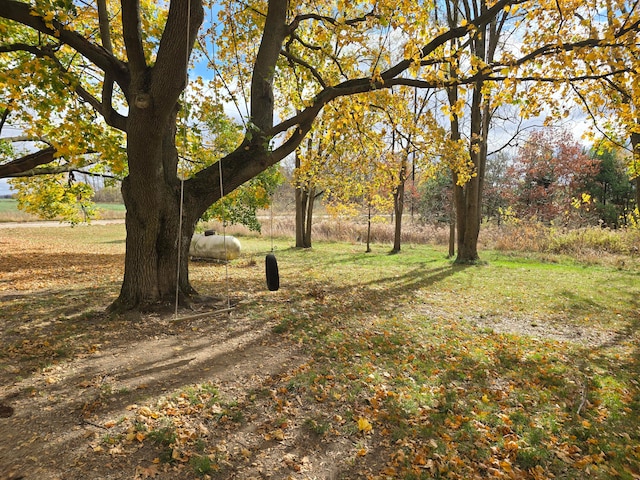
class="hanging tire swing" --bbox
[264,201,279,291]
[265,253,279,291]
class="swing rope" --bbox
[219,158,231,311]
[174,0,192,319]
[174,0,232,318]
[270,201,274,252]
[175,176,185,318]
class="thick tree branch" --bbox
[251,0,289,132]
[152,0,204,119]
[0,147,57,178]
[97,0,121,128]
[120,0,147,74]
[97,0,114,53]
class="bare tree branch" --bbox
[3,165,117,179]
[0,147,57,178]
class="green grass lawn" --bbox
[232,238,640,479]
[0,197,23,214]
[1,225,639,479]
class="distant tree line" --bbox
[415,130,637,229]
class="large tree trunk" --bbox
[114,178,195,312]
[108,0,293,312]
[109,109,198,312]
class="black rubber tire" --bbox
[265,253,280,291]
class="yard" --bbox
[1,223,639,479]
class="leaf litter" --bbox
[1,225,639,479]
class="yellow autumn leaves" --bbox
[357,416,374,434]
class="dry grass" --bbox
[204,214,452,245]
[205,214,640,268]
[485,222,640,266]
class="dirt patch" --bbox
[417,304,620,348]
[469,313,620,347]
[0,306,318,479]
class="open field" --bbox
[1,223,639,479]
[0,198,126,222]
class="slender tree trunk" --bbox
[366,204,372,253]
[295,185,307,247]
[455,81,483,264]
[392,181,404,253]
[454,0,497,263]
[295,182,315,248]
[392,160,407,254]
[449,175,456,258]
[294,151,314,248]
[632,131,640,209]
[303,186,315,248]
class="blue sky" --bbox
[0,179,11,196]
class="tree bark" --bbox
[109,107,197,311]
[294,150,314,249]
[448,173,456,258]
[295,184,315,248]
[632,131,640,210]
[392,159,407,254]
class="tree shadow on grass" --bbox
[3,243,638,479]
[0,247,471,479]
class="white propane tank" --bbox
[189,233,241,260]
